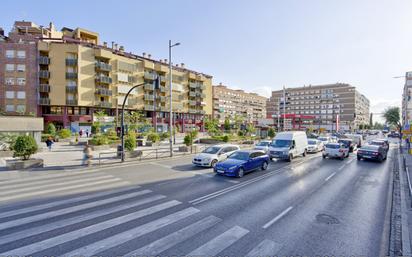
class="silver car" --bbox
[254,140,271,153]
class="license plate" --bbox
[217,170,224,173]
[363,156,371,158]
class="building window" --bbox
[16,105,26,113]
[17,91,26,99]
[50,106,63,114]
[5,50,14,58]
[17,78,26,85]
[5,64,14,71]
[17,64,25,72]
[5,78,15,85]
[6,91,14,99]
[5,105,14,112]
[17,50,26,59]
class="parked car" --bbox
[318,136,331,144]
[357,145,387,162]
[192,144,240,168]
[214,149,269,177]
[345,134,364,147]
[338,138,356,152]
[322,143,349,160]
[369,139,389,152]
[254,140,271,153]
[388,131,400,138]
[307,139,324,153]
[269,131,308,162]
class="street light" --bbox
[169,40,180,157]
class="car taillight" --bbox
[373,152,379,155]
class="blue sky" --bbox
[2,0,411,121]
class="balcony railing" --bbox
[38,84,50,93]
[189,100,196,106]
[188,109,197,114]
[66,72,78,79]
[189,83,198,89]
[144,84,154,91]
[144,94,155,101]
[189,92,197,97]
[145,105,155,111]
[65,58,77,66]
[95,61,112,71]
[144,72,156,80]
[95,75,112,84]
[66,99,78,105]
[95,88,112,96]
[66,85,77,93]
[96,101,112,108]
[39,56,49,65]
[39,70,50,79]
[38,98,50,105]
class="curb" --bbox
[398,149,412,256]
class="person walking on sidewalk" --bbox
[45,137,53,151]
[86,129,89,138]
[82,144,93,166]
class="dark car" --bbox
[338,138,356,152]
[369,139,389,152]
[388,132,400,138]
[357,145,387,162]
[214,150,269,178]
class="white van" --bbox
[269,131,308,162]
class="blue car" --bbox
[214,150,270,178]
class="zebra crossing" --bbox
[0,184,281,256]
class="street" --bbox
[0,139,396,256]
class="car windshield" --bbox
[326,144,339,149]
[338,140,351,146]
[308,140,317,145]
[202,146,221,154]
[228,151,250,161]
[256,141,270,146]
[318,137,328,141]
[370,141,384,146]
[271,139,292,148]
[361,145,379,151]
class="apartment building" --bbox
[402,71,412,126]
[212,84,267,124]
[0,21,212,132]
[266,83,370,131]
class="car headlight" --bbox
[203,158,210,162]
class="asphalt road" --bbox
[0,137,397,257]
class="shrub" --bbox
[238,130,244,137]
[90,134,109,145]
[105,129,118,141]
[184,134,192,146]
[91,123,100,134]
[41,133,53,142]
[160,132,170,141]
[46,123,56,136]
[58,129,71,139]
[147,132,160,143]
[12,135,38,160]
[222,135,229,142]
[124,131,136,152]
[268,127,276,139]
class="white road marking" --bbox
[150,162,172,169]
[325,172,336,181]
[0,194,166,245]
[187,226,249,256]
[262,206,294,229]
[338,164,346,171]
[245,239,283,257]
[0,200,182,256]
[64,207,200,256]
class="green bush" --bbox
[160,132,170,141]
[147,132,160,143]
[268,127,276,139]
[58,129,71,139]
[46,123,56,136]
[91,123,100,134]
[41,133,53,142]
[184,134,192,146]
[12,135,38,160]
[222,135,229,142]
[105,129,118,141]
[124,131,136,152]
[90,134,109,145]
[237,130,245,137]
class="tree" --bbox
[224,117,231,132]
[12,135,38,160]
[245,123,256,136]
[373,122,384,130]
[58,129,71,139]
[369,113,373,128]
[125,111,146,131]
[383,106,401,131]
[268,127,276,139]
[124,131,136,152]
[233,114,245,132]
[93,110,106,134]
[204,117,220,136]
[46,123,56,136]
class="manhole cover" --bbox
[316,214,340,224]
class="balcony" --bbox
[95,88,113,96]
[160,96,166,102]
[144,72,156,80]
[38,84,50,93]
[144,94,155,101]
[145,105,155,111]
[189,100,196,106]
[95,61,112,71]
[159,86,166,93]
[189,82,199,89]
[66,72,78,79]
[39,70,50,79]
[95,75,112,84]
[96,101,112,108]
[144,84,154,91]
[189,92,197,97]
[66,99,78,105]
[200,84,206,90]
[197,93,206,98]
[188,109,197,114]
[65,58,77,66]
[66,86,77,93]
[38,98,50,105]
[39,56,49,65]
[198,110,206,114]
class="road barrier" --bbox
[404,156,412,207]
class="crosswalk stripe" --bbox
[126,215,221,256]
[0,200,182,256]
[0,189,151,231]
[0,185,140,219]
[0,175,115,196]
[187,225,249,256]
[0,177,124,202]
[0,194,166,245]
[245,239,283,257]
[65,207,200,256]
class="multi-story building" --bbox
[402,71,412,126]
[266,83,370,131]
[213,83,266,124]
[0,21,213,132]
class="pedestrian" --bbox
[82,144,93,166]
[45,136,53,151]
[79,129,83,138]
[86,129,89,138]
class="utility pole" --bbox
[283,86,286,131]
[168,40,180,157]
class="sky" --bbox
[1,0,411,122]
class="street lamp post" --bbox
[169,40,180,157]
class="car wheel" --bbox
[303,150,307,157]
[357,156,361,160]
[210,160,218,168]
[322,154,326,159]
[261,161,268,170]
[237,168,244,178]
[379,155,383,163]
[287,154,293,162]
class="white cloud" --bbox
[251,86,272,98]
